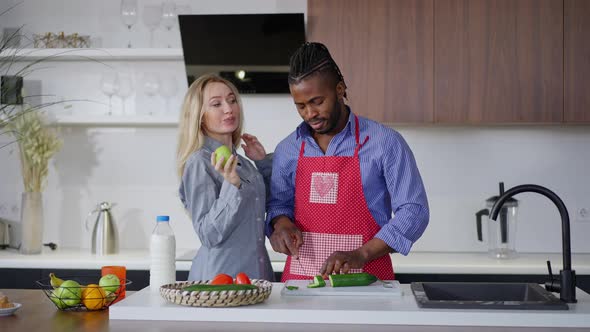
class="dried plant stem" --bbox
[8,110,62,192]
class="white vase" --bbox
[19,192,43,255]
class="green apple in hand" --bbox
[99,274,121,293]
[214,145,232,167]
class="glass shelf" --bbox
[50,114,179,126]
[2,48,184,125]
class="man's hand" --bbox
[269,216,303,258]
[320,249,367,277]
[320,238,393,276]
[241,133,266,161]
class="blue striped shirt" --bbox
[266,110,429,255]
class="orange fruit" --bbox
[81,284,106,310]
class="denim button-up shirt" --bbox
[179,136,274,281]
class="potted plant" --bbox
[1,3,63,253]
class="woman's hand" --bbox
[241,133,266,161]
[211,150,241,188]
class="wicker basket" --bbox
[160,279,272,307]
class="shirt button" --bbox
[255,197,260,201]
[256,217,262,222]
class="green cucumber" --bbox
[328,272,378,287]
[307,275,326,288]
[285,285,299,291]
[182,284,258,292]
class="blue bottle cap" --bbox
[156,215,170,222]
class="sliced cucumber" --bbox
[328,272,378,287]
[307,275,326,288]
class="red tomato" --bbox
[210,273,233,285]
[235,272,251,285]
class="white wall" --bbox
[1,0,589,255]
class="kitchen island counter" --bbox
[2,286,590,332]
[109,284,590,329]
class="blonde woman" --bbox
[177,74,274,281]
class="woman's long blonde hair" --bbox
[176,74,244,178]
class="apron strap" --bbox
[300,115,369,157]
[353,115,369,157]
[354,115,360,144]
[299,140,306,157]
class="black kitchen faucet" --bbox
[489,184,577,303]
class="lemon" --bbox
[81,284,106,310]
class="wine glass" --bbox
[161,1,177,48]
[120,0,138,48]
[159,75,178,115]
[116,73,134,116]
[100,72,119,116]
[143,5,162,48]
[143,72,160,115]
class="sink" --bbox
[411,282,569,310]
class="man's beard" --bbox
[312,98,343,135]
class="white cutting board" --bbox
[280,279,402,297]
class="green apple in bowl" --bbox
[99,274,121,293]
[214,145,232,167]
[50,289,68,309]
[53,280,82,307]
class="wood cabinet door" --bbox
[434,0,563,123]
[565,0,590,123]
[307,0,434,124]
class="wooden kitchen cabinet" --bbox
[308,0,567,125]
[565,0,590,123]
[307,0,434,124]
[434,0,563,123]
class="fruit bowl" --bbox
[36,275,132,311]
[160,279,272,307]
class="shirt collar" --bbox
[203,136,235,153]
[296,106,355,140]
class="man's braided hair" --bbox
[288,42,347,98]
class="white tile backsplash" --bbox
[1,0,589,254]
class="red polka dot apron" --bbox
[281,115,395,281]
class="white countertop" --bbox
[109,284,590,328]
[1,247,589,275]
[0,247,287,271]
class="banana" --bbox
[49,273,64,289]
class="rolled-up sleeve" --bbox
[374,132,429,255]
[179,155,244,248]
